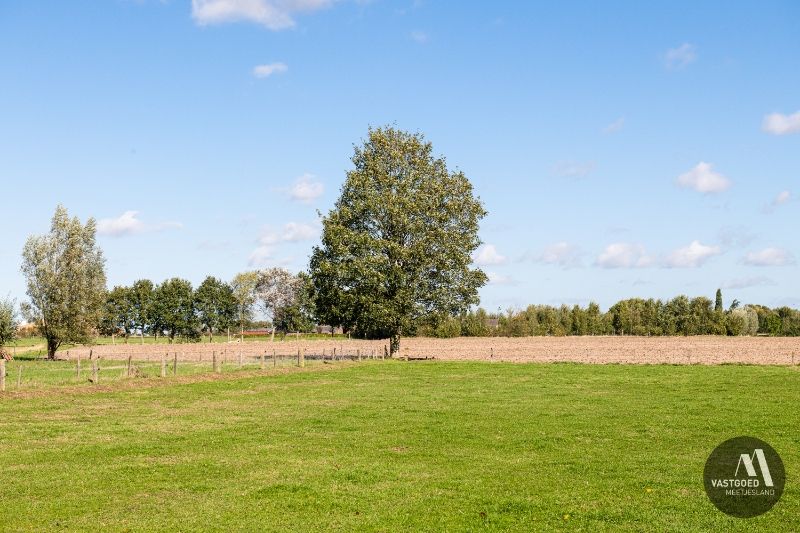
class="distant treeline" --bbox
[40,277,800,341]
[418,293,800,338]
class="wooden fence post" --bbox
[297,349,301,367]
[273,349,276,368]
[213,351,218,373]
[127,355,133,378]
[358,349,361,362]
[173,353,178,376]
[16,365,22,389]
[91,358,99,384]
[260,350,265,370]
[161,352,167,378]
[0,359,5,392]
[76,353,81,380]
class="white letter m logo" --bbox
[735,449,774,487]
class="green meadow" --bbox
[0,361,797,532]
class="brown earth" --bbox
[60,336,800,365]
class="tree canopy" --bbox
[309,126,487,354]
[21,205,107,358]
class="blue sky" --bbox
[1,0,798,311]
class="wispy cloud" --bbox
[742,247,795,267]
[410,30,428,44]
[676,162,731,194]
[763,190,792,213]
[97,211,182,237]
[721,276,776,290]
[664,43,696,70]
[762,111,800,135]
[553,160,596,178]
[603,117,625,134]
[486,271,515,286]
[258,222,318,245]
[253,62,287,78]
[191,0,334,31]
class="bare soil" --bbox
[60,336,800,365]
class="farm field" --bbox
[0,361,797,531]
[49,335,800,366]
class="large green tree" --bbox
[21,205,107,359]
[309,126,487,355]
[194,276,237,341]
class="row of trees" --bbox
[99,271,316,344]
[420,293,800,338]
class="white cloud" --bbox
[288,173,324,204]
[721,276,776,290]
[603,117,625,134]
[97,211,182,237]
[664,240,721,268]
[486,271,515,286]
[410,30,428,44]
[253,62,288,78]
[775,190,791,205]
[191,0,333,30]
[281,222,317,242]
[473,244,506,266]
[742,247,795,267]
[248,245,275,267]
[676,162,731,194]
[553,160,596,178]
[664,43,696,69]
[596,243,654,269]
[762,111,800,135]
[258,222,318,245]
[533,242,582,268]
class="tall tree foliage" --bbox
[21,206,107,359]
[310,126,487,354]
[0,298,17,354]
[195,276,237,341]
[231,271,259,340]
[152,278,198,342]
[255,268,302,342]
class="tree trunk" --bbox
[47,337,58,360]
[389,334,400,357]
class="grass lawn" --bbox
[0,361,797,531]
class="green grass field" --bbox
[0,361,797,531]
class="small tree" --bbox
[231,271,259,341]
[152,278,198,342]
[273,272,316,335]
[310,126,487,355]
[129,279,154,343]
[101,286,135,342]
[715,289,723,313]
[0,298,17,356]
[194,276,237,342]
[20,206,107,359]
[255,268,302,342]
